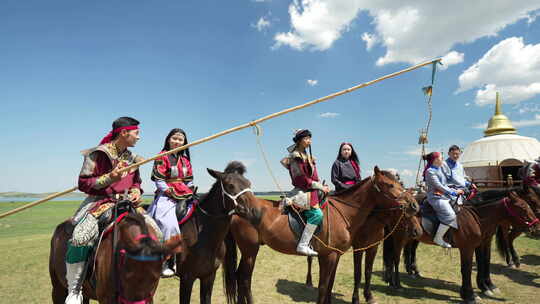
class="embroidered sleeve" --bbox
[78,151,113,192]
[151,156,169,181]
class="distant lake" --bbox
[0,196,86,202]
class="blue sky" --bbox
[1,0,539,193]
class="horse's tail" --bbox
[222,230,238,304]
[495,225,509,260]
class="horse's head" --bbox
[207,161,254,217]
[114,213,183,303]
[506,192,540,234]
[372,166,419,217]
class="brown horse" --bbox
[495,187,540,268]
[303,190,423,304]
[224,167,419,304]
[394,191,540,304]
[49,205,183,304]
[176,161,251,304]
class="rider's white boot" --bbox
[65,262,85,304]
[297,223,319,256]
[433,224,452,248]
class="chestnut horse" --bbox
[303,190,423,304]
[391,191,540,304]
[176,161,250,304]
[49,203,183,304]
[495,187,540,268]
[224,167,419,304]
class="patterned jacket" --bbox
[151,152,194,200]
[281,150,324,207]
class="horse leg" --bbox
[351,251,363,304]
[404,240,421,278]
[474,246,490,295]
[306,256,313,287]
[483,241,500,294]
[317,253,338,304]
[179,277,195,304]
[200,271,217,304]
[364,247,379,304]
[392,240,404,289]
[237,253,258,304]
[508,228,522,268]
[459,247,477,304]
[325,256,340,304]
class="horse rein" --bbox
[502,197,539,228]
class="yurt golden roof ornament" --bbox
[484,92,517,137]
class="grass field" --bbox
[1,200,539,304]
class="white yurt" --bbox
[461,93,540,188]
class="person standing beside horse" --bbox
[442,145,476,191]
[65,116,144,304]
[331,142,361,192]
[280,129,330,256]
[424,151,464,248]
[148,128,195,277]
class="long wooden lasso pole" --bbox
[0,58,442,220]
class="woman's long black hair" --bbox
[162,128,190,161]
[337,142,359,163]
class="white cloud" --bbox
[439,51,464,70]
[473,122,488,129]
[319,112,340,118]
[253,16,271,32]
[274,0,363,51]
[401,169,414,177]
[472,114,540,129]
[307,79,318,86]
[513,114,540,127]
[518,103,540,114]
[457,37,540,106]
[527,9,540,24]
[361,32,378,51]
[465,103,471,107]
[273,0,540,68]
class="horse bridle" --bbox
[197,181,254,218]
[370,175,408,209]
[502,197,540,228]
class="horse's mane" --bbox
[224,161,247,175]
[470,187,522,206]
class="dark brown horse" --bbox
[495,187,540,268]
[224,167,419,304]
[176,161,251,304]
[393,191,540,304]
[303,190,423,304]
[49,207,183,304]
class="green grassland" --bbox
[1,200,539,303]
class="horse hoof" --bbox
[515,263,521,268]
[491,287,501,295]
[482,290,494,297]
[474,294,482,302]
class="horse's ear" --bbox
[207,168,225,180]
[374,166,381,175]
